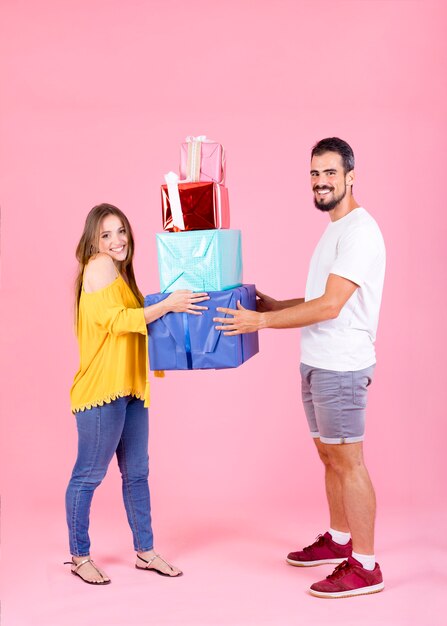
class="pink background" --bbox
[1,1,446,624]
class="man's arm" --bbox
[256,290,304,312]
[214,274,358,335]
[277,297,306,308]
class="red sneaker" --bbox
[309,556,384,598]
[287,532,352,567]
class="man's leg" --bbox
[321,441,376,554]
[308,440,383,598]
[313,438,349,534]
[287,364,353,567]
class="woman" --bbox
[65,203,208,584]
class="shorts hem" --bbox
[319,435,364,445]
[310,432,320,439]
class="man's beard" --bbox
[313,185,346,212]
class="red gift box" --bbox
[161,181,230,232]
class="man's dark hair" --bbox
[311,137,355,174]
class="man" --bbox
[213,138,386,598]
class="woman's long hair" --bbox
[74,204,143,329]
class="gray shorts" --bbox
[300,363,375,445]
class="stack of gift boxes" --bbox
[144,136,259,370]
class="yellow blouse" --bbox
[70,274,149,413]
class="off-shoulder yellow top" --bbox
[70,274,149,413]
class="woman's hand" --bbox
[164,290,209,315]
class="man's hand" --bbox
[256,290,280,312]
[213,274,358,334]
[256,289,305,311]
[213,301,264,335]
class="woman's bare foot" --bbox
[135,549,183,577]
[68,555,111,584]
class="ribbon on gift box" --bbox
[186,135,204,182]
[164,171,185,231]
[202,290,238,354]
[184,135,226,184]
[213,183,227,230]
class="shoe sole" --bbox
[286,557,346,567]
[309,582,385,598]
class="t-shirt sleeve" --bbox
[85,284,147,336]
[330,226,382,287]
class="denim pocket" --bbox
[352,369,373,408]
[313,369,341,400]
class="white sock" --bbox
[329,528,351,545]
[352,551,375,571]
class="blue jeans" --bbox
[65,396,153,556]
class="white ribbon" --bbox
[185,136,210,182]
[185,135,209,143]
[164,171,185,230]
[214,183,222,227]
[187,141,201,182]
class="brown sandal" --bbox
[135,553,183,577]
[64,557,111,585]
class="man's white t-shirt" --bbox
[300,207,386,371]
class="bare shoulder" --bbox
[83,254,119,293]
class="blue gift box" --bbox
[156,229,242,293]
[144,285,259,370]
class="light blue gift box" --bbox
[156,229,243,293]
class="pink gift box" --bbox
[180,138,225,184]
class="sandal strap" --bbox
[137,553,174,571]
[137,553,157,567]
[73,558,92,573]
[65,557,106,580]
[153,554,175,570]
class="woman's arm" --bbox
[84,254,209,330]
[143,290,209,324]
